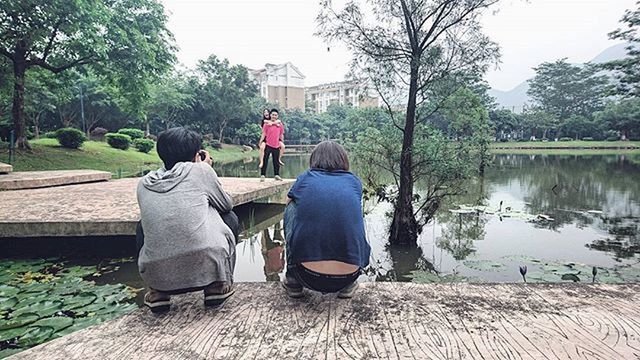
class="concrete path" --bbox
[11,283,640,359]
[0,177,293,237]
[0,170,110,190]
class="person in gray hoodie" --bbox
[137,127,238,313]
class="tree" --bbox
[147,72,195,133]
[560,114,599,140]
[596,99,640,140]
[520,110,559,140]
[24,69,57,139]
[527,59,609,122]
[604,2,640,98]
[194,55,259,142]
[0,0,175,149]
[318,0,500,245]
[489,109,519,140]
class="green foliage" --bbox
[603,3,640,97]
[43,131,58,139]
[596,98,640,140]
[55,128,86,149]
[559,137,573,141]
[133,138,154,153]
[582,137,595,141]
[234,123,261,146]
[117,128,144,140]
[105,133,132,150]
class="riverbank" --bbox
[0,139,257,178]
[490,140,640,150]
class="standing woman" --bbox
[282,141,370,298]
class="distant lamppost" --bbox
[77,84,86,134]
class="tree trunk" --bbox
[144,114,150,136]
[390,64,419,245]
[34,111,42,140]
[218,118,228,143]
[12,42,30,150]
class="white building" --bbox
[305,81,380,113]
[248,62,305,110]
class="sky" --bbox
[160,0,636,91]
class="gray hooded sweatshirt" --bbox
[137,162,235,291]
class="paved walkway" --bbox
[0,177,293,237]
[0,170,110,190]
[11,283,640,359]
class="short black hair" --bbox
[157,127,202,170]
[310,141,349,171]
[270,108,279,114]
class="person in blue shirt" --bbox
[282,141,371,298]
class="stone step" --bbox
[0,170,111,191]
[0,162,12,174]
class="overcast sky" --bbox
[160,0,636,91]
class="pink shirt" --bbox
[262,122,284,148]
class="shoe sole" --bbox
[281,282,303,298]
[337,283,359,299]
[204,288,236,307]
[144,299,171,313]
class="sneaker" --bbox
[281,278,303,298]
[204,282,235,307]
[337,282,359,299]
[274,175,282,181]
[260,175,265,182]
[144,289,171,313]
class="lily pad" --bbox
[0,297,18,311]
[18,326,55,347]
[0,348,23,358]
[0,313,39,330]
[12,300,62,318]
[0,325,30,342]
[59,266,97,279]
[561,274,581,282]
[463,260,505,271]
[31,316,74,332]
[527,272,560,282]
[501,255,542,263]
[0,285,20,297]
[62,293,97,310]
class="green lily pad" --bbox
[616,265,640,282]
[18,326,55,347]
[59,266,97,279]
[561,274,581,282]
[0,313,39,330]
[501,255,542,263]
[0,297,18,311]
[463,260,505,271]
[527,272,560,282]
[0,325,30,342]
[62,293,97,310]
[0,285,20,297]
[12,300,62,318]
[0,348,23,358]
[31,316,74,332]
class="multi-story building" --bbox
[249,62,305,110]
[305,81,380,113]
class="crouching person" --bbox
[137,127,238,313]
[282,141,371,299]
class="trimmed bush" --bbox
[90,127,109,141]
[606,136,619,141]
[117,128,144,140]
[105,133,132,150]
[499,138,509,142]
[133,138,155,153]
[582,137,595,141]
[210,139,222,150]
[145,134,157,141]
[44,130,59,139]
[559,137,573,141]
[56,128,86,149]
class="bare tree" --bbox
[318,0,500,245]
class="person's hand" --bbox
[195,150,213,166]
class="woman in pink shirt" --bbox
[259,109,284,181]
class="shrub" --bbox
[56,128,86,149]
[133,138,155,153]
[117,128,144,140]
[210,139,222,150]
[606,136,619,141]
[499,138,509,142]
[145,134,157,141]
[559,137,573,141]
[43,130,59,139]
[582,137,595,141]
[105,133,132,150]
[90,127,108,141]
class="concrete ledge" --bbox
[0,162,12,174]
[0,177,293,237]
[0,170,111,190]
[12,282,640,359]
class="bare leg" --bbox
[258,142,266,168]
[278,141,285,166]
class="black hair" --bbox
[157,127,202,170]
[262,108,271,126]
[309,141,349,172]
[270,108,279,114]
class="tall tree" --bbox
[604,2,640,98]
[527,59,609,122]
[318,0,500,245]
[0,0,175,149]
[147,72,195,132]
[596,98,640,140]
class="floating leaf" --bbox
[0,313,39,330]
[31,316,74,332]
[12,300,62,318]
[60,266,97,279]
[527,272,560,282]
[0,285,20,297]
[561,274,581,282]
[0,348,23,358]
[0,297,18,311]
[62,293,97,310]
[463,260,505,271]
[18,326,55,347]
[0,325,30,342]
[501,255,542,263]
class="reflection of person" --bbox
[136,127,238,313]
[261,222,285,281]
[282,141,370,298]
[259,109,285,181]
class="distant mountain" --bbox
[488,43,631,112]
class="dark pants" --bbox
[283,202,359,293]
[260,145,280,177]
[136,210,240,258]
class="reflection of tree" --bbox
[587,216,640,260]
[437,213,487,260]
[374,244,435,282]
[261,222,285,282]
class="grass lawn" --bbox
[0,138,258,177]
[490,140,640,149]
[490,148,640,156]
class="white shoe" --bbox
[274,175,282,181]
[260,175,265,182]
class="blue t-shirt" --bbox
[286,169,371,268]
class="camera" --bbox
[199,150,207,161]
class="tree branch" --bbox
[29,55,95,74]
[42,19,64,62]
